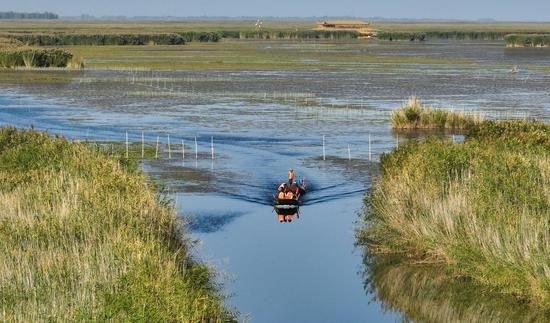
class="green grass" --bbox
[391,96,483,130]
[358,119,550,306]
[505,34,550,47]
[0,127,235,321]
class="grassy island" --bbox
[0,128,234,321]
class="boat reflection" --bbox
[275,207,300,223]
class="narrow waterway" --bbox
[1,40,548,322]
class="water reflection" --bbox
[274,207,300,223]
[361,252,549,322]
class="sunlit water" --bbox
[1,41,548,322]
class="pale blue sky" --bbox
[4,0,550,21]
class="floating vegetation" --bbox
[391,96,483,130]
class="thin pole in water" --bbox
[322,135,326,161]
[348,144,351,161]
[211,136,214,159]
[155,136,159,159]
[368,133,372,162]
[181,140,185,160]
[195,136,198,159]
[167,135,171,159]
[125,131,129,158]
[141,131,144,158]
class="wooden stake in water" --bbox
[322,135,326,161]
[125,131,129,158]
[194,136,198,159]
[368,133,372,162]
[347,144,351,161]
[167,134,171,159]
[155,136,159,159]
[211,136,214,159]
[181,140,185,160]
[141,131,144,158]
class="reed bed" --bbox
[0,47,78,68]
[505,34,550,47]
[0,127,234,321]
[8,33,186,46]
[391,96,483,130]
[359,119,550,306]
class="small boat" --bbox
[273,179,306,210]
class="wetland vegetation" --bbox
[359,118,550,307]
[391,96,483,130]
[505,34,550,47]
[0,127,234,321]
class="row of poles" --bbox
[122,131,379,162]
[322,134,375,162]
[125,131,214,160]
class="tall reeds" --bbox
[505,34,550,47]
[359,120,550,306]
[0,128,234,321]
[0,48,74,68]
[391,96,482,130]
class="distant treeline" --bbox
[0,48,73,68]
[0,11,58,19]
[505,34,550,47]
[8,33,186,46]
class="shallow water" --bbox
[1,40,548,322]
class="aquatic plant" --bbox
[0,48,74,68]
[505,34,550,47]
[8,33,186,46]
[390,96,483,130]
[0,127,235,321]
[359,119,550,306]
[377,32,426,41]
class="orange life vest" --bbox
[278,191,286,199]
[285,191,294,199]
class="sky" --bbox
[3,0,550,21]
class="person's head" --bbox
[289,168,293,172]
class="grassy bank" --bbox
[391,96,483,130]
[359,120,550,306]
[0,128,234,321]
[505,34,550,47]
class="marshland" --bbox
[1,17,549,322]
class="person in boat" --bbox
[277,185,286,200]
[284,188,295,200]
[288,169,295,185]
